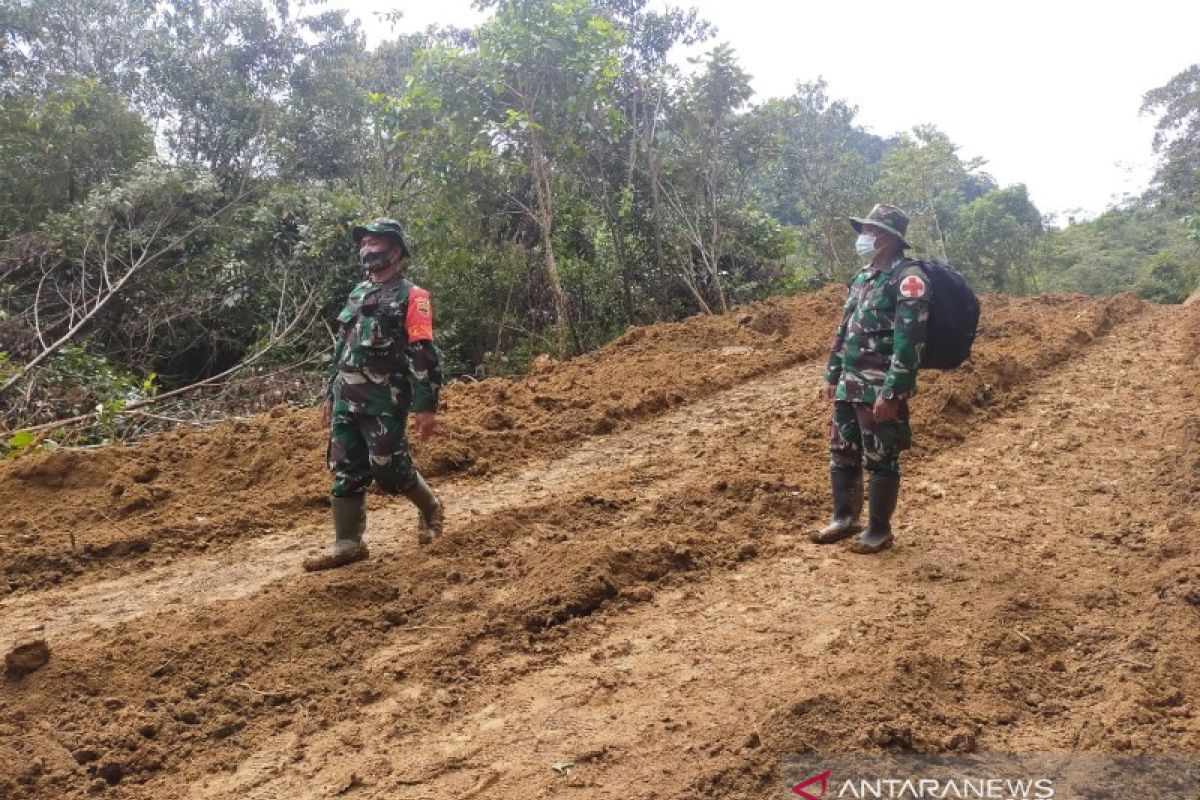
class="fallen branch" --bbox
[7,282,321,436]
[0,189,249,397]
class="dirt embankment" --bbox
[4,288,1192,800]
[0,288,840,596]
[0,289,1140,597]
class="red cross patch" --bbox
[899,274,927,299]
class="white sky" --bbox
[345,0,1199,222]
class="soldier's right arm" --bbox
[326,288,360,399]
[325,336,346,400]
[823,283,856,385]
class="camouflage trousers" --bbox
[328,405,418,498]
[829,400,912,477]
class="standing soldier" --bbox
[303,218,445,571]
[811,204,930,554]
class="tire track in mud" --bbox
[0,359,823,655]
[166,301,1163,800]
[181,304,1200,800]
[0,293,1159,800]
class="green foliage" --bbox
[1142,63,1200,207]
[1133,251,1197,304]
[0,79,152,236]
[947,185,1043,293]
[0,0,157,97]
[2,0,1198,430]
[5,429,37,459]
[1033,204,1199,299]
[873,125,993,260]
[47,346,146,414]
[750,81,884,282]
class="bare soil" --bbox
[1,288,1196,799]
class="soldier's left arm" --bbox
[881,264,931,400]
[404,286,443,413]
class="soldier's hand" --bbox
[822,383,837,402]
[321,398,332,427]
[872,396,899,422]
[414,411,437,441]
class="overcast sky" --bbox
[344,0,1199,222]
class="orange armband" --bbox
[406,286,434,342]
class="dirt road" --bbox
[2,291,1196,799]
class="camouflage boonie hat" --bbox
[850,203,911,249]
[351,217,410,256]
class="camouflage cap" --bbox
[850,203,911,249]
[351,217,410,256]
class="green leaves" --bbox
[1142,63,1200,202]
[5,430,36,459]
[0,79,152,236]
[3,0,1192,433]
[947,185,1043,293]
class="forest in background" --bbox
[0,0,1198,447]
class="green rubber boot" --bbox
[810,466,863,543]
[303,494,369,571]
[848,473,898,555]
[403,472,443,546]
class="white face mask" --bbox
[854,233,877,260]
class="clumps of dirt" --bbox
[0,287,1145,599]
[1182,302,1200,483]
[0,293,1190,799]
[1150,301,1200,613]
[4,640,49,677]
[737,299,794,337]
[434,287,840,471]
[511,541,701,632]
[690,672,992,799]
[0,289,840,595]
[912,293,1146,443]
[0,408,327,595]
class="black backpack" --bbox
[895,259,980,370]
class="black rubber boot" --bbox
[303,494,369,571]
[403,471,443,545]
[810,466,863,543]
[848,473,898,554]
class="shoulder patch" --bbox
[898,271,928,299]
[406,286,434,341]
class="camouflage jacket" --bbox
[327,276,443,414]
[824,257,931,404]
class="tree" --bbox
[1142,63,1200,208]
[1034,203,1198,300]
[656,43,755,313]
[146,0,366,187]
[0,79,152,237]
[0,0,156,97]
[585,0,712,322]
[947,184,1043,293]
[1,162,230,396]
[873,125,991,260]
[750,80,883,280]
[471,0,624,354]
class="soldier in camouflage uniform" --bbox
[303,218,445,571]
[811,204,930,554]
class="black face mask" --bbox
[360,250,391,270]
